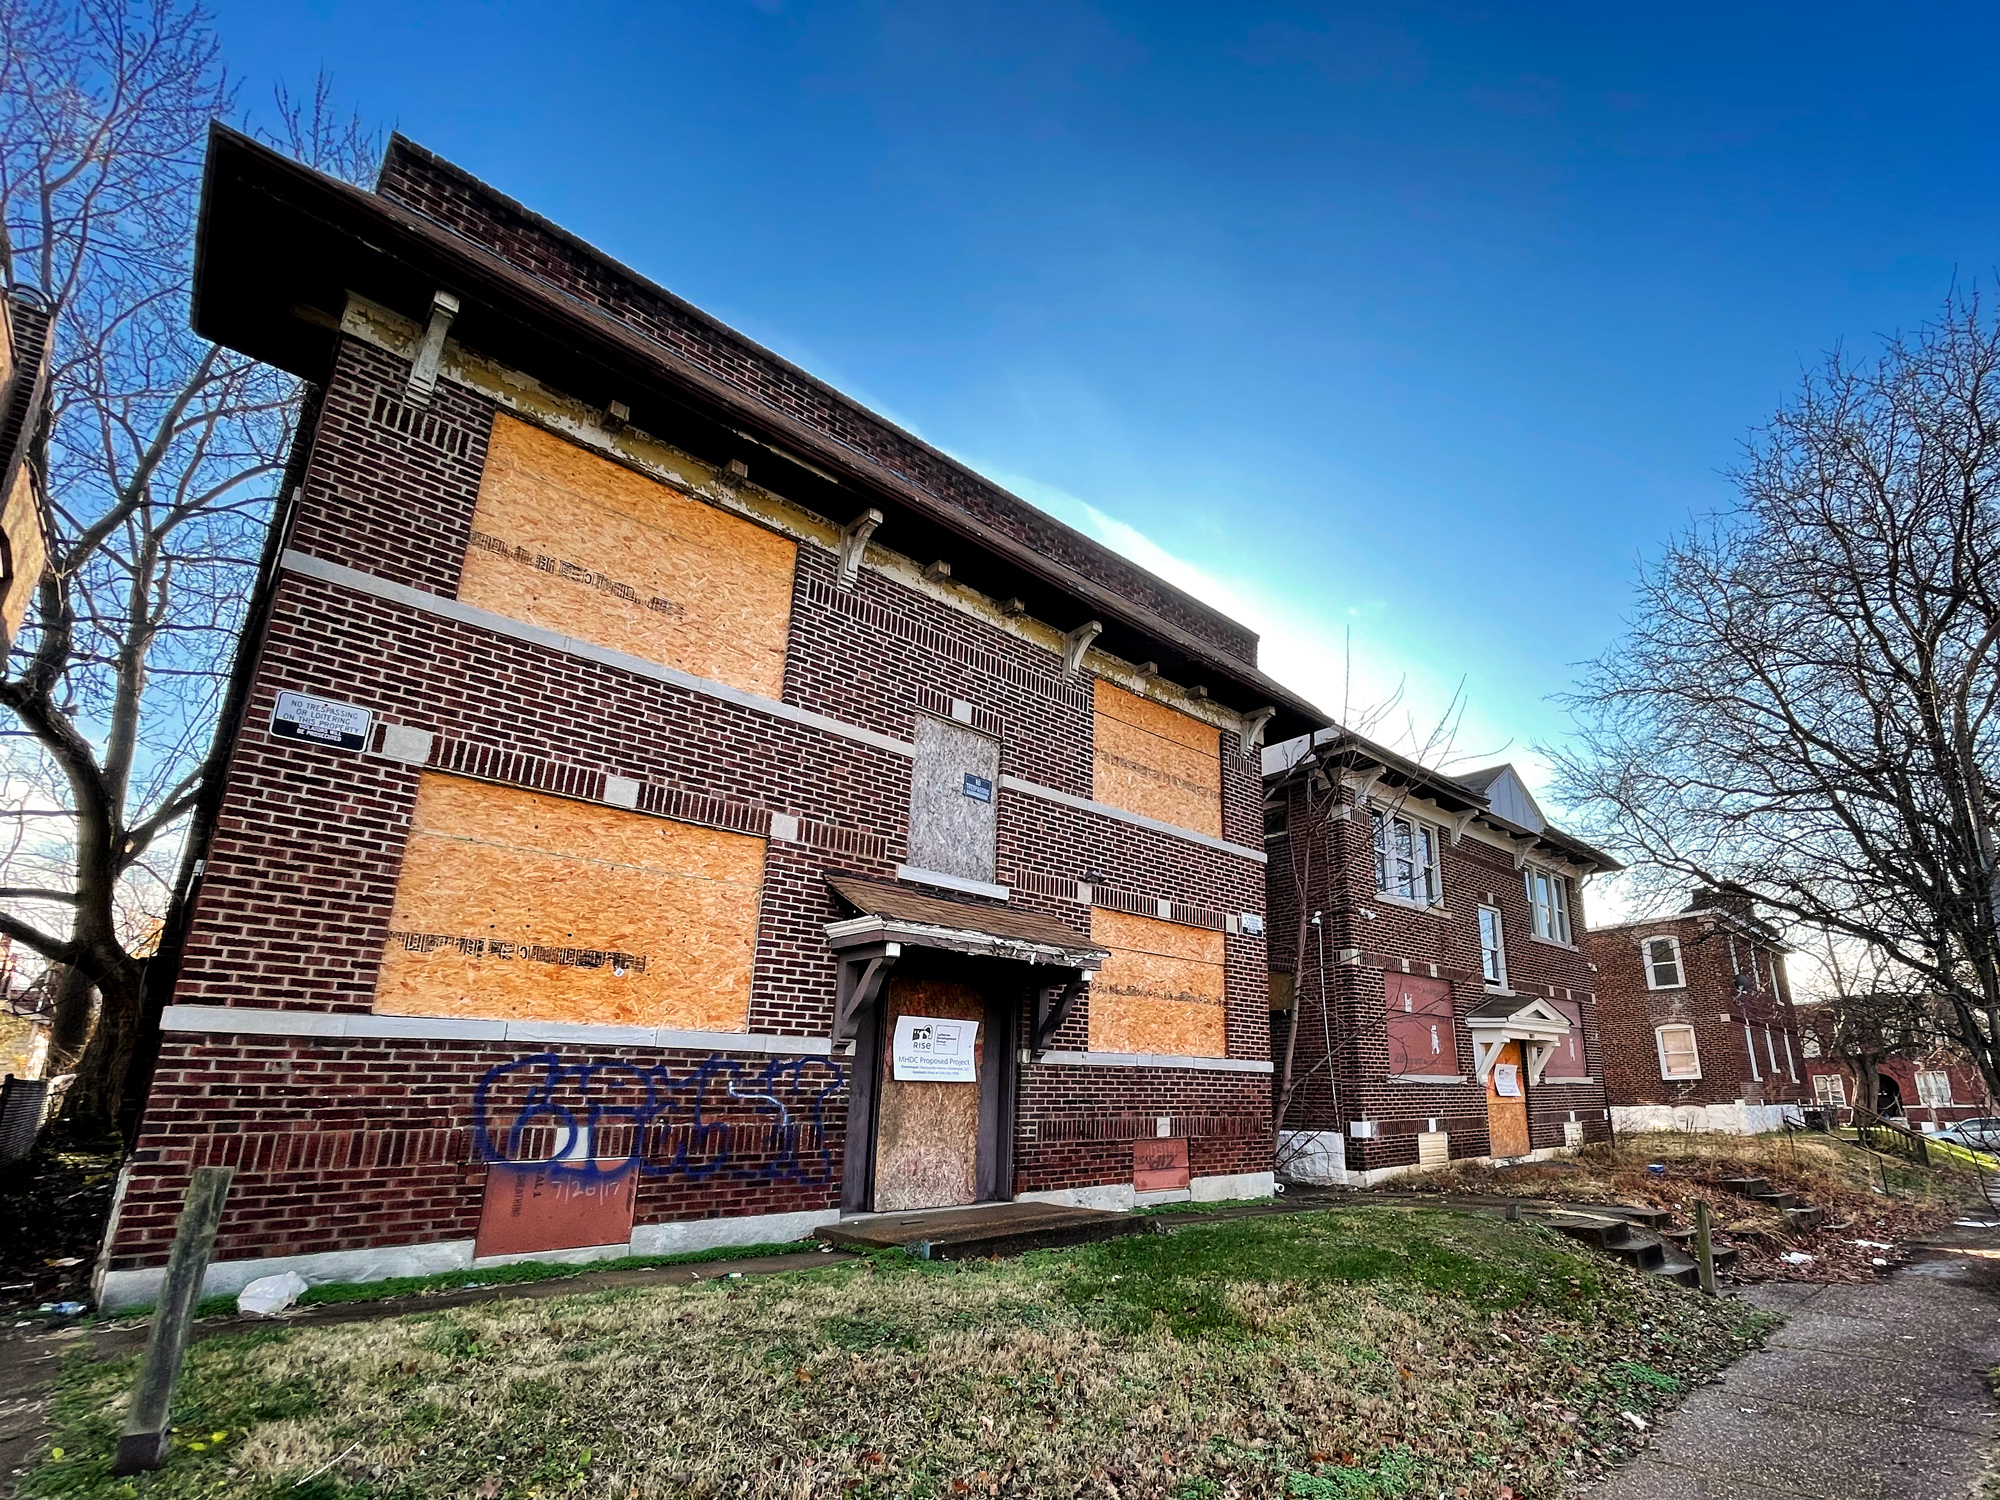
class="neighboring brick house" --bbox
[1792,1003,1995,1130]
[1585,893,1809,1133]
[95,127,1326,1308]
[1263,734,1619,1186]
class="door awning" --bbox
[1465,994,1573,1086]
[824,874,1108,969]
[823,874,1109,1047]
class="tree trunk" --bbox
[43,965,96,1073]
[54,962,144,1138]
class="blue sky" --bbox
[215,0,2000,811]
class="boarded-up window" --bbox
[1814,1072,1847,1107]
[1092,680,1221,837]
[457,414,798,698]
[1088,908,1226,1057]
[1385,974,1455,1075]
[905,716,1000,883]
[374,772,764,1030]
[1545,997,1589,1079]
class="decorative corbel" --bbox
[833,944,899,1042]
[838,509,884,589]
[405,290,461,403]
[1032,976,1089,1055]
[1351,766,1385,806]
[1512,841,1531,871]
[1472,1034,1505,1084]
[1062,620,1102,678]
[1525,1039,1557,1087]
[1449,808,1478,846]
[1240,706,1277,750]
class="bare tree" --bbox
[0,0,376,1136]
[1551,288,2000,1102]
[1791,936,1937,1123]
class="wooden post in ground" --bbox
[1694,1199,1717,1298]
[111,1166,234,1475]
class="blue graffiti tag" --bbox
[470,1051,846,1184]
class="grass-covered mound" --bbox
[23,1206,1773,1500]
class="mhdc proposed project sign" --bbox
[892,1015,979,1082]
[270,690,372,752]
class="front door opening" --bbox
[1485,1039,1531,1158]
[874,976,987,1211]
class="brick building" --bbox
[1263,733,1618,1186]
[1584,892,1808,1134]
[94,128,1326,1308]
[1793,1004,1995,1130]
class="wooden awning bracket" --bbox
[1032,977,1089,1056]
[834,942,900,1043]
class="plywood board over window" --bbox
[457,414,798,698]
[1089,908,1226,1057]
[1091,681,1221,837]
[374,772,764,1030]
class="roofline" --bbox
[1585,907,1792,950]
[194,125,1329,740]
[1262,726,1622,873]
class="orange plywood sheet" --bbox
[374,773,764,1030]
[1486,1040,1531,1156]
[458,414,797,697]
[1089,908,1227,1056]
[1092,680,1221,837]
[874,979,985,1211]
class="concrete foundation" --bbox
[1014,1170,1276,1213]
[96,1205,842,1311]
[1611,1101,1804,1135]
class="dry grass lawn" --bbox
[24,1207,1773,1500]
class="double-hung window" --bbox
[1916,1070,1953,1107]
[1478,905,1507,988]
[1524,865,1572,944]
[1642,935,1684,989]
[1815,1072,1847,1108]
[1656,1024,1702,1080]
[1372,807,1439,904]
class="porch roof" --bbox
[823,874,1108,970]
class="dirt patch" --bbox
[0,1131,122,1314]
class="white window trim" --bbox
[1641,934,1685,991]
[1656,1024,1703,1081]
[1744,1019,1761,1081]
[1815,1072,1848,1107]
[1916,1070,1953,1107]
[1479,904,1507,990]
[1372,806,1441,906]
[1523,864,1572,945]
[1782,1029,1797,1083]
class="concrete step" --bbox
[1542,1212,1667,1271]
[1716,1176,1770,1196]
[1658,1226,1741,1271]
[1556,1201,1671,1229]
[1651,1247,1701,1288]
[1784,1205,1824,1230]
[1754,1190,1799,1210]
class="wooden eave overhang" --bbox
[192,124,1327,742]
[1264,727,1622,874]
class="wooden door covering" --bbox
[1485,1040,1531,1158]
[874,978,986,1211]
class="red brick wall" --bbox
[1585,915,1808,1111]
[372,138,1258,667]
[114,304,1275,1269]
[1267,782,1611,1175]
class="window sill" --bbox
[1528,934,1579,952]
[1540,1076,1598,1086]
[1643,982,1688,993]
[1387,1073,1468,1084]
[1660,1073,1704,1083]
[1373,891,1448,915]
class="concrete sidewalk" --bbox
[1591,1249,2000,1499]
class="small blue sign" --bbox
[962,772,993,803]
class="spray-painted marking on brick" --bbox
[471,1051,844,1184]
